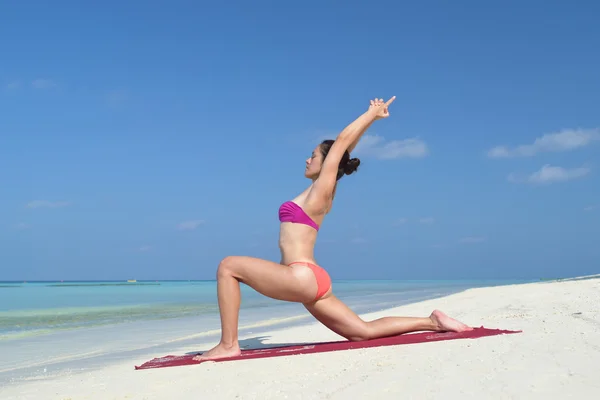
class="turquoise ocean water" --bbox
[0,279,531,386]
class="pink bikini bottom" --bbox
[288,261,332,301]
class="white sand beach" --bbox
[2,276,599,400]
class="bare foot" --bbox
[430,309,473,332]
[192,342,241,362]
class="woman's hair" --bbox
[319,139,361,180]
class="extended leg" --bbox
[193,256,319,361]
[304,295,472,342]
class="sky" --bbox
[1,1,599,281]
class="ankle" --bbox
[219,340,239,349]
[429,316,441,331]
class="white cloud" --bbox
[392,217,407,226]
[6,81,20,89]
[31,79,57,89]
[177,220,205,231]
[508,164,590,185]
[354,135,429,159]
[487,128,600,158]
[459,236,486,244]
[15,222,30,230]
[351,237,367,244]
[419,217,435,224]
[138,245,151,252]
[584,204,598,212]
[26,200,71,209]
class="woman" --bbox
[194,97,472,361]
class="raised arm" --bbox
[310,97,396,202]
[346,99,383,153]
[346,118,375,154]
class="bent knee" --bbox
[347,333,370,342]
[216,256,239,279]
[345,325,371,342]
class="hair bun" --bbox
[343,158,360,175]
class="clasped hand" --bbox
[368,96,396,119]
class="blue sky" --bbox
[1,1,599,281]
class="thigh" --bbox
[222,255,318,303]
[303,295,368,341]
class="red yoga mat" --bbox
[135,326,521,370]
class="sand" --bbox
[2,276,599,400]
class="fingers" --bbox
[369,97,395,111]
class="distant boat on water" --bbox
[127,279,137,283]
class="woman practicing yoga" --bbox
[194,96,472,361]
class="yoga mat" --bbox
[135,326,521,370]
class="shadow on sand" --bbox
[185,336,315,355]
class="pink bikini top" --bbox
[278,201,320,231]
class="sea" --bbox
[0,278,532,386]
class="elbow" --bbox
[334,133,354,146]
